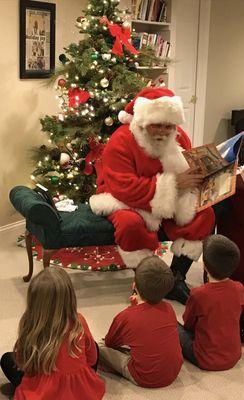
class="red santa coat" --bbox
[90,124,215,261]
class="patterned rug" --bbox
[17,235,169,272]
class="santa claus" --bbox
[89,87,215,304]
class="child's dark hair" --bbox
[135,256,174,304]
[203,234,240,280]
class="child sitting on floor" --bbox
[178,234,244,370]
[0,267,105,400]
[98,256,183,388]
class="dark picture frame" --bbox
[19,0,56,79]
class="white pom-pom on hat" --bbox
[118,110,133,124]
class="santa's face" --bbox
[146,123,176,142]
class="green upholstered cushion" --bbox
[9,186,115,249]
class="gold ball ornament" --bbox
[105,117,114,126]
[100,78,109,88]
[122,20,131,29]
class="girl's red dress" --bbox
[14,314,105,400]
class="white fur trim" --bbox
[118,246,153,268]
[118,110,133,124]
[133,95,185,127]
[90,193,161,232]
[175,191,198,226]
[89,193,129,216]
[137,210,161,232]
[171,238,203,261]
[150,173,177,219]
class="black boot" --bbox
[165,255,193,305]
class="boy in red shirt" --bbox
[178,234,244,370]
[98,256,183,388]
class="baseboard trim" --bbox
[0,220,25,232]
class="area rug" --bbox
[17,235,169,272]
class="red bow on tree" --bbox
[83,138,105,175]
[68,88,90,108]
[100,16,139,57]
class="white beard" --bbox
[130,120,178,159]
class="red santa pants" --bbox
[108,208,215,252]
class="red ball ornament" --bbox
[159,78,164,83]
[77,16,85,23]
[58,78,66,87]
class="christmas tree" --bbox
[31,0,165,203]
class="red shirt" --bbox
[105,301,183,388]
[14,314,105,400]
[183,280,244,370]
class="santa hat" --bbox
[118,87,185,127]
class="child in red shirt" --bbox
[178,234,244,370]
[0,267,105,400]
[98,256,183,388]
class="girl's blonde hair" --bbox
[15,267,83,375]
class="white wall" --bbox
[203,0,244,145]
[0,0,87,227]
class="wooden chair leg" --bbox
[43,249,55,268]
[24,230,34,282]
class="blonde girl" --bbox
[1,267,105,400]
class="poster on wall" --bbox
[19,0,55,79]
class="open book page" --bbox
[182,143,229,178]
[182,142,240,211]
[197,161,238,211]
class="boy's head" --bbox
[203,234,240,280]
[135,256,174,304]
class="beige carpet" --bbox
[0,227,243,400]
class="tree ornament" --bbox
[60,153,71,168]
[91,53,98,60]
[81,20,90,30]
[58,78,66,87]
[100,78,109,88]
[104,116,114,126]
[122,20,131,29]
[50,148,61,161]
[51,176,59,184]
[102,53,111,61]
[99,16,139,57]
[66,143,73,151]
[76,16,85,23]
[68,88,90,108]
[59,54,69,64]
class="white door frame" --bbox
[193,0,211,146]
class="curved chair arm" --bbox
[9,186,61,233]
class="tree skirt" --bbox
[17,235,169,272]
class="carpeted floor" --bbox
[0,226,243,400]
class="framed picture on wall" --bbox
[19,0,56,79]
